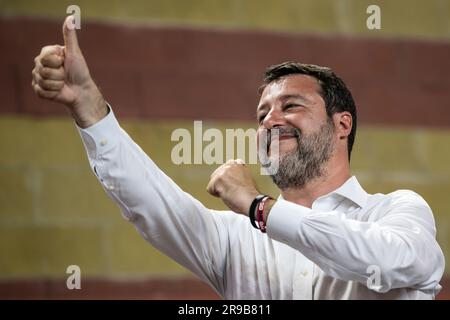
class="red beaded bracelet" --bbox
[256,196,271,233]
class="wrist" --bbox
[245,190,260,216]
[249,195,274,233]
[71,82,108,128]
[263,198,276,223]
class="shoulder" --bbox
[387,189,429,205]
[367,189,436,230]
[367,189,430,209]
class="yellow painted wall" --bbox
[1,0,450,40]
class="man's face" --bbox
[256,74,336,189]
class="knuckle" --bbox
[37,87,56,99]
[39,68,48,78]
[36,87,45,98]
[36,76,44,86]
[55,81,64,89]
[41,79,57,90]
[40,81,50,90]
[42,55,51,63]
[39,67,51,78]
[215,185,223,194]
[38,90,50,99]
[42,55,59,66]
[41,45,54,54]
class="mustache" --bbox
[266,127,301,151]
[275,127,300,137]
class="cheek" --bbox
[278,138,298,155]
[284,115,305,133]
[285,112,324,135]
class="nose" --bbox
[262,108,286,129]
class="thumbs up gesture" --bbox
[32,16,108,128]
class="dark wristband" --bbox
[249,194,267,229]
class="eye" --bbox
[283,104,299,110]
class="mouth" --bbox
[267,132,298,154]
[278,135,297,141]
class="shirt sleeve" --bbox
[76,106,229,295]
[266,193,445,294]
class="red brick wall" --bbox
[0,278,220,300]
[1,16,450,127]
[1,277,449,300]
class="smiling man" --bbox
[32,16,444,299]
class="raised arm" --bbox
[31,16,230,295]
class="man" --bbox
[32,16,444,299]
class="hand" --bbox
[207,159,260,215]
[32,15,107,128]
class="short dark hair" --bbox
[260,61,357,160]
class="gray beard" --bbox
[270,120,335,190]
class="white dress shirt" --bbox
[77,108,445,300]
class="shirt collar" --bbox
[277,176,368,209]
[331,176,368,208]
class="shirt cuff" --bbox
[266,199,312,245]
[76,104,123,159]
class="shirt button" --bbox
[301,270,309,277]
[106,184,114,191]
[100,139,108,147]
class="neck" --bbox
[280,155,351,208]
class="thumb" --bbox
[63,15,80,53]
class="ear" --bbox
[333,112,352,140]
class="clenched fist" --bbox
[32,15,108,128]
[207,159,260,215]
